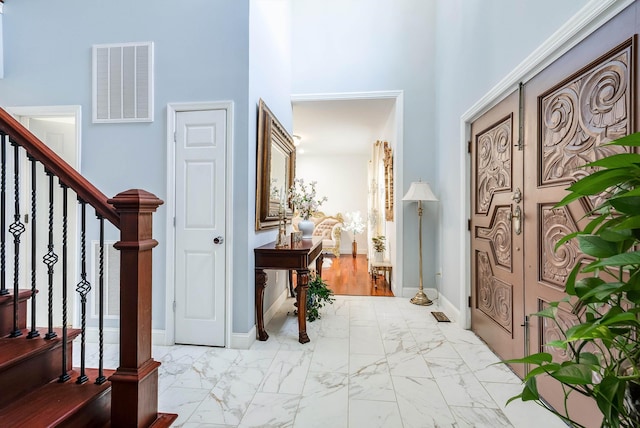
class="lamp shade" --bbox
[402,181,438,202]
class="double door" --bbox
[470,9,636,424]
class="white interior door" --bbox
[174,109,226,346]
[19,116,78,329]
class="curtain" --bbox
[367,140,386,264]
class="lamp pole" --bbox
[410,200,432,305]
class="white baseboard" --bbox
[434,292,460,324]
[83,326,168,346]
[264,288,289,326]
[401,287,460,324]
[230,326,256,350]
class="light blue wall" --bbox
[292,0,596,318]
[434,0,591,314]
[292,0,438,295]
[0,0,252,332]
[246,0,293,332]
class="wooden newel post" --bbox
[108,189,167,427]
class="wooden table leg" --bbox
[255,269,269,341]
[288,270,295,297]
[295,269,310,344]
[315,253,324,277]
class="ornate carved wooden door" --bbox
[523,33,634,425]
[471,5,636,425]
[470,89,526,378]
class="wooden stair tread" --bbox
[0,368,114,427]
[0,289,32,304]
[148,413,179,428]
[0,328,81,369]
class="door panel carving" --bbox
[538,300,581,360]
[476,116,512,214]
[476,251,513,335]
[476,206,512,270]
[541,42,632,210]
[540,205,582,289]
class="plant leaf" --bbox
[609,196,640,215]
[595,375,625,424]
[520,377,540,401]
[551,363,594,385]
[578,352,599,366]
[590,251,640,269]
[577,235,619,258]
[502,352,552,366]
[566,169,636,196]
[586,152,640,168]
[605,132,640,147]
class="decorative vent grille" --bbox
[92,42,153,123]
[91,240,120,319]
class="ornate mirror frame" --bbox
[255,99,296,230]
[384,141,394,221]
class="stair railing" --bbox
[0,107,171,426]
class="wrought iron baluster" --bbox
[0,132,6,296]
[76,200,90,385]
[27,156,38,339]
[44,172,58,339]
[95,215,106,385]
[58,184,70,383]
[9,142,25,338]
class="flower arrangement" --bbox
[343,211,365,241]
[372,235,386,253]
[288,178,327,220]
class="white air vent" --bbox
[92,42,153,123]
[91,240,120,319]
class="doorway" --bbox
[7,106,80,329]
[291,91,404,296]
[166,102,233,347]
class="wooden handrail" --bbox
[0,108,119,227]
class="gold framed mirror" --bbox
[255,99,296,230]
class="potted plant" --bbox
[343,211,366,258]
[372,235,386,262]
[289,178,328,238]
[306,273,334,322]
[503,132,640,427]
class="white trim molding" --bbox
[457,0,635,329]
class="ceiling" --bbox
[292,98,396,156]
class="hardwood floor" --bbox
[320,254,394,297]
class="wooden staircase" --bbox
[0,307,112,426]
[0,108,177,427]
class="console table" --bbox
[254,238,323,344]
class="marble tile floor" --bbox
[75,295,568,427]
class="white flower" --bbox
[344,211,365,236]
[288,178,328,220]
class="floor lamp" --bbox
[403,180,438,306]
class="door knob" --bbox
[508,206,522,235]
[213,236,224,244]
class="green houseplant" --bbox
[504,133,640,427]
[306,273,334,322]
[372,235,386,252]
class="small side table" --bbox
[370,261,392,288]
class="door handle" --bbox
[213,236,224,245]
[508,205,522,235]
